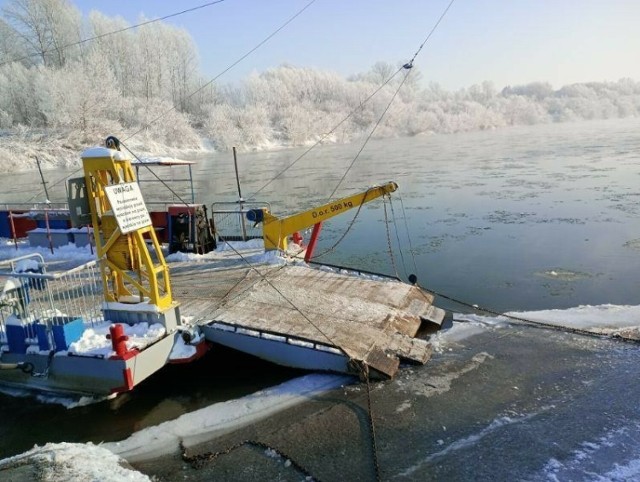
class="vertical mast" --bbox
[81,145,174,310]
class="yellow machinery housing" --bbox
[80,146,175,311]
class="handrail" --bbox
[0,260,97,280]
[0,253,46,272]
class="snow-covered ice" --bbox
[104,373,351,462]
[430,304,640,353]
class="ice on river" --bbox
[437,303,640,346]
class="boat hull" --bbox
[201,324,350,374]
[0,333,183,396]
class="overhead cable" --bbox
[0,0,226,68]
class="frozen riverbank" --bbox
[0,128,207,174]
[2,304,640,480]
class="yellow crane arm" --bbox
[253,181,398,251]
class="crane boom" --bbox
[249,182,398,251]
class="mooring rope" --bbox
[397,195,420,279]
[383,199,400,279]
[306,186,376,260]
[388,197,410,279]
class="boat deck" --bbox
[170,260,445,378]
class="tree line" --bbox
[1,0,639,170]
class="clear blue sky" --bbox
[5,0,640,89]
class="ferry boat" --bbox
[0,139,446,396]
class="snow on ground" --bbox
[506,304,640,335]
[430,314,509,352]
[168,332,197,359]
[0,374,350,478]
[0,237,274,268]
[165,238,287,267]
[0,238,95,265]
[0,442,150,481]
[0,131,205,174]
[1,303,640,477]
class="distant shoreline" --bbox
[2,115,639,176]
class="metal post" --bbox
[87,225,94,255]
[305,222,323,263]
[188,164,196,252]
[34,156,51,202]
[44,209,54,254]
[9,210,17,250]
[233,147,247,241]
[188,164,195,204]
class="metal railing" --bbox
[0,254,103,350]
[0,202,69,212]
[210,201,271,242]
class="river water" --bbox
[189,116,640,313]
[1,118,640,462]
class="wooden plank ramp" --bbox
[171,261,446,378]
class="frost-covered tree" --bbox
[87,11,137,98]
[164,27,199,112]
[2,0,640,164]
[45,51,120,134]
[0,17,30,65]
[0,62,43,125]
[502,82,553,101]
[203,64,640,150]
[87,12,202,112]
[2,0,82,68]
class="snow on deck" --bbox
[68,321,166,358]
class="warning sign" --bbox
[104,182,152,234]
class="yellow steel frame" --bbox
[260,181,398,251]
[82,150,173,310]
